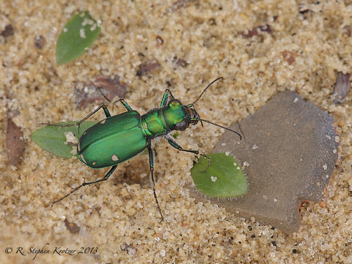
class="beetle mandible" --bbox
[51,77,242,221]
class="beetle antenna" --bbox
[200,119,242,140]
[190,77,224,105]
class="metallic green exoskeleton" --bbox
[51,77,241,221]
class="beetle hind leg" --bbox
[51,165,117,206]
[41,104,112,135]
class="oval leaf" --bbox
[191,153,248,197]
[56,12,101,65]
[30,121,97,158]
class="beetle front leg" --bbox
[147,140,164,222]
[51,165,117,206]
[160,89,175,107]
[164,135,211,172]
[165,134,199,155]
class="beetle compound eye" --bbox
[174,119,188,131]
[168,99,181,108]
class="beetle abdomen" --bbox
[77,111,148,168]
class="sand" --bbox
[1,0,351,263]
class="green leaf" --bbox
[191,153,248,197]
[56,12,101,65]
[30,121,97,159]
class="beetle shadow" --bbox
[114,155,158,189]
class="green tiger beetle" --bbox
[50,77,241,221]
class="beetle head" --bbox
[165,78,242,140]
[165,98,196,131]
[183,77,242,140]
[184,103,201,127]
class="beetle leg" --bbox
[76,104,112,121]
[199,153,211,173]
[164,134,199,155]
[51,165,117,206]
[41,104,112,136]
[160,89,175,107]
[97,86,133,111]
[147,140,164,222]
[41,104,112,129]
[111,99,133,111]
[164,135,211,172]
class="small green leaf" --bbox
[191,153,248,197]
[56,12,101,65]
[30,121,97,159]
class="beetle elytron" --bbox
[51,77,241,221]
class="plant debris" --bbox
[6,118,25,166]
[332,72,350,104]
[75,75,127,109]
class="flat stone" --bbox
[190,91,338,234]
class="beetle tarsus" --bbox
[51,183,85,207]
[200,153,211,173]
[51,166,117,206]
